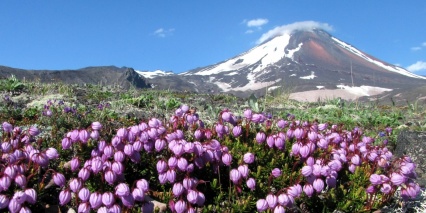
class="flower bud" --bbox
[243,152,255,164]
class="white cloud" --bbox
[256,21,333,44]
[411,47,422,51]
[245,29,254,34]
[246,18,269,28]
[153,28,174,38]
[406,61,426,72]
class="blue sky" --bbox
[1,1,426,75]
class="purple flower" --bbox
[108,204,121,213]
[196,191,205,206]
[115,183,130,197]
[69,178,83,193]
[172,182,185,197]
[53,173,66,187]
[78,168,91,181]
[380,183,392,194]
[123,144,134,156]
[78,202,91,213]
[230,169,242,184]
[232,126,242,137]
[166,170,176,183]
[256,132,266,144]
[244,109,253,120]
[4,166,16,179]
[291,142,301,155]
[271,168,282,178]
[243,152,255,164]
[177,157,188,172]
[90,130,99,140]
[276,119,287,129]
[277,193,291,206]
[351,154,361,166]
[175,200,187,213]
[7,198,21,213]
[238,164,249,178]
[116,128,128,139]
[187,190,198,204]
[266,194,278,208]
[318,123,328,131]
[183,177,197,190]
[221,153,232,166]
[299,145,310,158]
[91,122,102,131]
[246,178,256,190]
[366,185,376,194]
[14,174,26,189]
[28,126,39,136]
[303,183,314,197]
[390,172,406,186]
[274,136,285,150]
[294,128,304,140]
[266,136,275,148]
[79,129,89,143]
[168,156,178,169]
[78,187,90,202]
[12,191,27,205]
[274,205,285,213]
[301,165,312,177]
[369,174,382,185]
[0,194,9,209]
[102,192,115,207]
[112,161,124,175]
[59,189,72,206]
[2,122,13,133]
[132,188,145,201]
[287,184,302,198]
[313,178,324,192]
[70,157,80,172]
[256,199,268,212]
[113,151,124,163]
[155,139,166,152]
[121,194,135,208]
[105,170,117,185]
[89,192,102,209]
[156,160,168,173]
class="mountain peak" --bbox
[256,21,333,45]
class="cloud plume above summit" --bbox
[256,21,333,44]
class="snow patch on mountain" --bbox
[285,43,303,60]
[331,37,426,80]
[185,34,291,76]
[337,85,392,96]
[135,70,174,79]
[300,72,316,79]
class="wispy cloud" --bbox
[410,42,426,51]
[406,61,426,72]
[153,28,175,38]
[246,18,269,28]
[256,21,333,44]
[242,18,269,34]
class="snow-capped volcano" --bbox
[165,27,425,96]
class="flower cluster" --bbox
[1,122,56,213]
[58,121,155,212]
[0,103,422,212]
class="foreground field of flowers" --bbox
[0,78,425,212]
